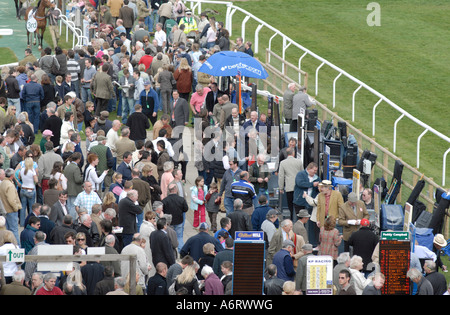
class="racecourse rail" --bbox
[185,0,449,189]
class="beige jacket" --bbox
[0,178,21,213]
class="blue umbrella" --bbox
[198,50,269,79]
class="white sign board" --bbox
[37,245,73,272]
[403,202,413,232]
[6,248,25,263]
[87,247,105,255]
[26,17,37,33]
[306,255,334,295]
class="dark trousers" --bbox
[286,191,294,220]
[95,98,110,116]
[145,112,158,127]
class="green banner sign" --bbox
[380,231,410,241]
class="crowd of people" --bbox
[0,0,448,296]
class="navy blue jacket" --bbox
[22,81,44,103]
[251,204,280,231]
[180,231,223,262]
[272,249,296,281]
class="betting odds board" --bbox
[232,232,266,295]
[306,255,334,295]
[379,231,411,295]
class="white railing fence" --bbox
[56,8,88,48]
[186,0,450,187]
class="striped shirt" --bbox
[67,59,81,81]
[230,179,256,208]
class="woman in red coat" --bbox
[173,58,193,101]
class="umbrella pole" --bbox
[237,74,242,114]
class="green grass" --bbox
[0,47,18,64]
[201,0,450,186]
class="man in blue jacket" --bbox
[293,162,319,213]
[272,240,296,281]
[22,74,44,133]
[136,80,159,128]
[179,222,223,262]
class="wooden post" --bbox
[129,255,137,295]
[383,150,389,180]
[427,179,434,212]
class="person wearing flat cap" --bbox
[337,191,369,252]
[272,240,296,281]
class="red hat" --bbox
[360,218,370,227]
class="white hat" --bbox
[433,234,447,248]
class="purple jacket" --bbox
[203,273,224,295]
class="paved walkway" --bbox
[143,127,226,244]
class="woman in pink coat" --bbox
[201,265,224,295]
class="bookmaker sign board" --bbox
[379,231,411,295]
[306,255,333,295]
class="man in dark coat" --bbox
[162,183,188,251]
[81,261,105,295]
[424,260,448,295]
[227,198,252,239]
[204,82,224,115]
[94,265,115,295]
[179,222,223,262]
[41,102,62,147]
[126,104,150,142]
[147,262,169,295]
[150,217,176,268]
[347,218,379,275]
[118,189,143,247]
[48,214,77,244]
[263,264,286,295]
[37,205,55,242]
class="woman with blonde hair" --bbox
[102,191,118,212]
[4,105,17,128]
[173,264,201,295]
[19,157,38,226]
[349,255,371,295]
[173,57,193,101]
[75,232,88,253]
[109,172,123,203]
[141,164,161,202]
